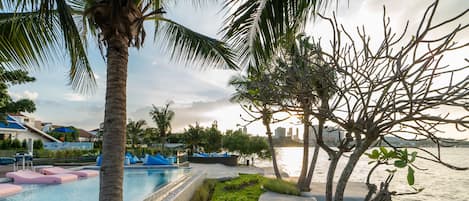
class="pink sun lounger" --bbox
[0,184,22,197]
[40,167,99,178]
[6,170,78,184]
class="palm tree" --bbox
[229,68,284,179]
[149,103,174,152]
[1,1,237,201]
[183,123,204,155]
[126,119,146,148]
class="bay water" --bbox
[256,147,469,201]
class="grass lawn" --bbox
[192,174,300,201]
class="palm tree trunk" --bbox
[161,135,166,153]
[297,110,310,191]
[265,124,281,179]
[99,36,129,201]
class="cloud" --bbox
[64,93,88,102]
[8,90,39,100]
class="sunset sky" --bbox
[8,0,469,139]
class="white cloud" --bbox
[64,93,87,102]
[8,90,39,100]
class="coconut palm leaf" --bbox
[0,2,96,93]
[156,17,238,70]
[222,0,324,69]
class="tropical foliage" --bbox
[0,69,36,119]
[126,119,146,148]
[149,103,175,151]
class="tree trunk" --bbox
[325,154,340,201]
[265,124,282,179]
[304,117,325,190]
[297,111,310,191]
[305,144,319,188]
[161,135,166,153]
[99,36,129,201]
[334,140,373,201]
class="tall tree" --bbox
[126,119,146,148]
[0,69,36,118]
[183,123,205,155]
[229,69,285,179]
[1,1,237,201]
[149,102,175,152]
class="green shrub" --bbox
[33,140,43,150]
[224,175,260,190]
[22,140,27,149]
[263,178,300,196]
[191,179,217,201]
[11,139,21,148]
[211,174,265,201]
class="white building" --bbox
[0,115,61,143]
[274,127,286,139]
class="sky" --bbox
[8,0,469,139]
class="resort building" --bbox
[0,115,61,143]
[77,129,99,142]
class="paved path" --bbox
[189,163,264,179]
[259,192,317,201]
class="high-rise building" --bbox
[287,127,293,138]
[274,127,286,139]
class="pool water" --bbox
[0,168,188,201]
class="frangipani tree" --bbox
[313,1,468,200]
[1,1,237,201]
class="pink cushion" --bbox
[0,184,22,197]
[41,167,99,178]
[6,170,78,184]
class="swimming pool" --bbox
[0,168,188,201]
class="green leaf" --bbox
[368,150,380,159]
[407,166,415,185]
[410,151,417,163]
[394,160,407,168]
[380,147,388,155]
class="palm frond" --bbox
[221,0,323,68]
[156,17,238,70]
[0,2,96,93]
[56,0,96,94]
[0,11,60,71]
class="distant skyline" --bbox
[8,0,469,139]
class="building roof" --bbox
[22,123,62,143]
[77,129,96,138]
[3,114,61,142]
[0,116,27,131]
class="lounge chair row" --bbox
[6,167,98,184]
[0,167,99,198]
